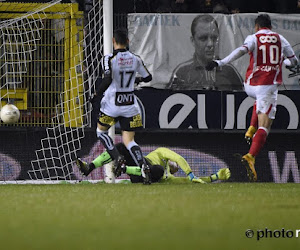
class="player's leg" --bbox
[250,113,272,156]
[149,164,164,182]
[127,165,164,183]
[76,151,112,176]
[242,113,272,182]
[244,84,258,144]
[123,131,144,166]
[115,143,160,182]
[112,164,163,183]
[119,114,146,167]
[76,112,122,176]
[97,123,126,173]
[247,113,272,162]
[77,142,133,176]
[122,130,151,184]
[245,101,258,144]
[116,142,136,165]
[96,112,120,160]
[242,85,277,182]
[119,114,151,184]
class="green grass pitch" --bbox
[0,183,300,250]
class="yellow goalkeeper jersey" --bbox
[145,147,192,175]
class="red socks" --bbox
[250,102,258,128]
[249,127,268,157]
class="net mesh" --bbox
[0,0,60,103]
[28,0,104,180]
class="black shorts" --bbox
[129,164,164,183]
[116,143,164,183]
[98,111,143,131]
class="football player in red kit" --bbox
[206,14,298,181]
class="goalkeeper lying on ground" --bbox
[76,143,230,184]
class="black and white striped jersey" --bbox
[100,49,151,117]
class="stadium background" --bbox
[0,0,300,183]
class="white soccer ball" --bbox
[0,104,20,124]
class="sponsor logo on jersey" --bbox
[115,91,135,106]
[118,57,133,67]
[258,35,278,44]
[254,65,280,72]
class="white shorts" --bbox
[243,84,278,119]
[100,95,140,118]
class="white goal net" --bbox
[28,0,107,182]
[0,0,60,104]
[0,0,114,183]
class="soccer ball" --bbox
[0,104,20,124]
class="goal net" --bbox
[0,0,115,183]
[0,0,60,106]
[28,0,107,182]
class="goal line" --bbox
[0,179,130,185]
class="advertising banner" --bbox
[0,129,299,183]
[128,13,300,90]
[135,89,300,130]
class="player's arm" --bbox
[206,35,254,71]
[135,75,152,84]
[90,55,113,102]
[135,56,152,84]
[94,76,112,97]
[150,147,205,183]
[281,35,299,68]
[199,168,231,183]
[215,46,248,66]
[150,147,191,174]
[206,46,248,71]
[96,55,113,95]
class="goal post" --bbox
[103,0,115,183]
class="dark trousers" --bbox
[116,143,164,183]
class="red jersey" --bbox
[243,28,296,86]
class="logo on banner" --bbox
[158,93,299,130]
[269,151,300,183]
[159,93,208,129]
[0,153,22,181]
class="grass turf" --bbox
[0,183,299,250]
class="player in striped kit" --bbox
[78,29,153,184]
[206,14,298,182]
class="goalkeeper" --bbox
[76,143,230,184]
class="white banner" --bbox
[128,13,300,90]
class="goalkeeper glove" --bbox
[192,178,206,184]
[205,61,218,71]
[188,172,206,184]
[216,168,231,181]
